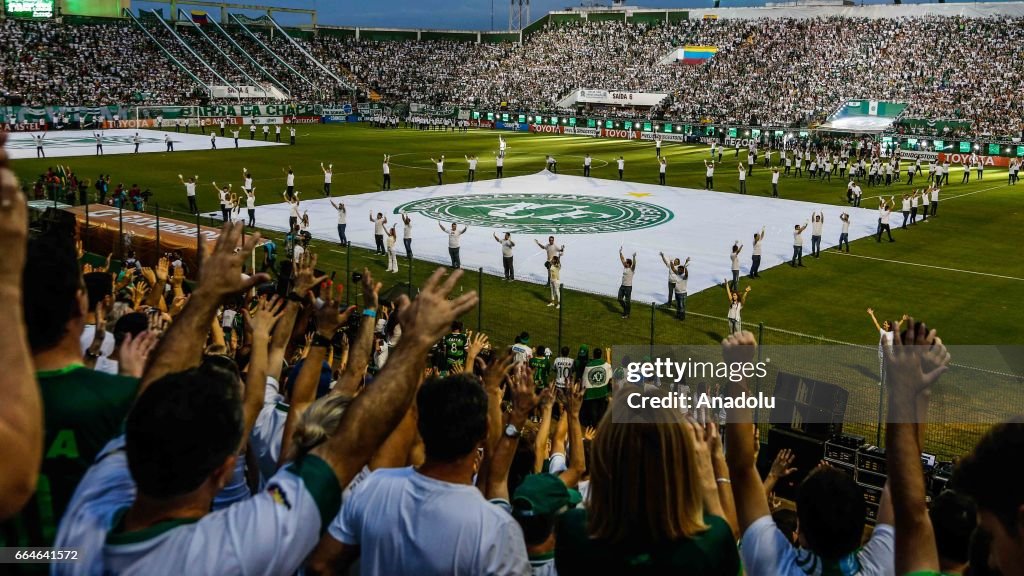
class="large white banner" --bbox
[252,172,880,303]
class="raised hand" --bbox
[195,222,270,298]
[482,352,515,395]
[140,266,156,288]
[359,268,381,310]
[154,257,169,284]
[118,331,159,378]
[315,286,357,337]
[886,317,950,401]
[722,330,757,366]
[292,251,327,297]
[769,448,797,479]
[396,268,478,349]
[244,295,285,340]
[509,364,539,420]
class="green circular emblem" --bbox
[394,193,674,235]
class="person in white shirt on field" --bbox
[836,212,851,252]
[724,280,750,334]
[212,181,231,222]
[876,197,895,242]
[439,221,467,268]
[617,247,636,319]
[791,220,808,267]
[178,174,198,214]
[385,225,399,273]
[930,185,940,215]
[321,163,333,196]
[547,255,562,308]
[400,212,413,259]
[771,167,780,197]
[617,156,625,180]
[494,232,515,281]
[245,187,256,228]
[659,156,668,185]
[729,242,743,290]
[738,163,747,194]
[704,160,715,189]
[430,155,446,185]
[750,226,765,278]
[810,211,824,258]
[283,166,296,199]
[382,155,391,190]
[583,153,593,177]
[465,155,478,182]
[328,197,347,246]
[370,212,388,255]
[535,236,565,287]
[659,251,682,305]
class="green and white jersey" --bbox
[529,356,551,387]
[442,332,468,365]
[581,360,612,400]
[54,436,341,576]
[1,365,138,552]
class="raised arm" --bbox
[309,268,479,488]
[0,154,43,518]
[722,332,772,531]
[438,222,447,233]
[241,296,284,440]
[558,379,586,488]
[618,247,627,266]
[486,364,538,501]
[886,318,950,574]
[659,251,671,269]
[866,308,883,333]
[332,270,380,398]
[139,222,269,395]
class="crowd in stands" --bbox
[1,130,1023,575]
[2,15,1022,136]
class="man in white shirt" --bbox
[771,167,780,197]
[617,247,636,319]
[431,155,445,185]
[465,155,478,182]
[439,221,467,268]
[371,212,387,255]
[535,236,565,286]
[382,155,391,190]
[321,163,333,196]
[308,376,530,576]
[704,160,715,190]
[876,199,895,242]
[617,156,625,180]
[930,186,940,216]
[838,212,851,253]
[583,153,592,177]
[179,174,198,214]
[810,211,824,258]
[494,232,515,281]
[791,221,808,267]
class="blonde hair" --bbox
[291,394,354,457]
[588,393,708,543]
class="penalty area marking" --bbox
[825,251,1024,282]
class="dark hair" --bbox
[561,346,570,356]
[416,374,488,462]
[451,320,463,332]
[125,362,244,498]
[23,233,83,352]
[772,508,799,545]
[930,490,976,565]
[113,312,149,346]
[795,467,866,560]
[83,272,112,311]
[593,348,603,360]
[953,418,1024,533]
[517,513,558,547]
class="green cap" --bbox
[512,474,582,517]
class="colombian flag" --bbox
[191,10,208,25]
[681,45,717,65]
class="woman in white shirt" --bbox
[548,255,562,308]
[245,188,256,228]
[385,225,399,273]
[724,280,751,335]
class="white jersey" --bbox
[383,162,390,175]
[510,342,533,364]
[286,173,295,186]
[403,219,412,239]
[468,158,478,170]
[184,182,196,197]
[336,205,346,224]
[54,436,339,576]
[812,221,823,236]
[246,194,255,210]
[500,240,514,258]
[374,218,386,235]
[552,357,575,386]
[617,159,625,170]
[324,171,332,184]
[243,177,252,190]
[448,229,463,248]
[436,160,445,173]
[621,266,634,287]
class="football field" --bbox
[11,123,1024,349]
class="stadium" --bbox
[1,0,1023,573]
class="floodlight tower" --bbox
[509,0,529,31]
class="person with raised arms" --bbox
[494,232,515,281]
[439,221,467,269]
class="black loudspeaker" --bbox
[770,372,849,439]
[762,427,826,500]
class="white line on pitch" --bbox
[825,251,1023,281]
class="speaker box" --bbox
[771,373,849,439]
[762,427,826,500]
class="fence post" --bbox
[345,245,351,307]
[407,253,413,298]
[557,290,563,354]
[876,366,886,447]
[195,210,202,268]
[649,301,656,356]
[755,322,765,425]
[155,203,161,257]
[476,267,483,332]
[84,203,89,251]
[117,203,124,260]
